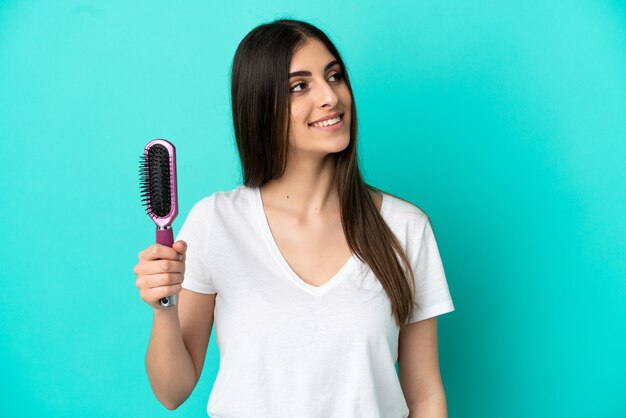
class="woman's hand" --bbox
[133,240,187,310]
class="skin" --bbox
[400,316,449,417]
[134,37,447,416]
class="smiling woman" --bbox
[134,18,455,418]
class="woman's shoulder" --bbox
[187,183,251,213]
[372,187,430,224]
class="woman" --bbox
[133,18,455,418]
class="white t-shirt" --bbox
[176,184,455,418]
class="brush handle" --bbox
[156,227,177,308]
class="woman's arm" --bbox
[407,393,448,418]
[399,317,449,418]
[145,289,216,410]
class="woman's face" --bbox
[287,38,352,157]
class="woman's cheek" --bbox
[292,100,310,122]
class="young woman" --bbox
[133,18,455,418]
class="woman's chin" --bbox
[324,136,351,154]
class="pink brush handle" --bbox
[156,228,174,247]
[156,227,177,308]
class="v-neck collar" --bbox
[250,185,387,296]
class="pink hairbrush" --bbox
[139,138,179,308]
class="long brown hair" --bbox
[230,18,418,328]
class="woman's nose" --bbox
[316,81,339,108]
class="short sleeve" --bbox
[405,216,455,324]
[175,199,217,294]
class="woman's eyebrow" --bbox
[289,60,339,78]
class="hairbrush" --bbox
[139,138,179,308]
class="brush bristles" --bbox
[139,144,172,218]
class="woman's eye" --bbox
[289,72,343,93]
[289,81,307,93]
[329,72,343,82]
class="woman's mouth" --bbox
[309,113,344,131]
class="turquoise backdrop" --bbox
[1,1,624,417]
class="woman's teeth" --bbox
[312,115,341,127]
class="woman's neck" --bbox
[260,153,339,221]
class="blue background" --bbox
[1,1,625,417]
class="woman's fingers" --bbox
[133,242,188,308]
[135,272,183,289]
[139,283,183,304]
[134,258,185,276]
[138,242,185,262]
